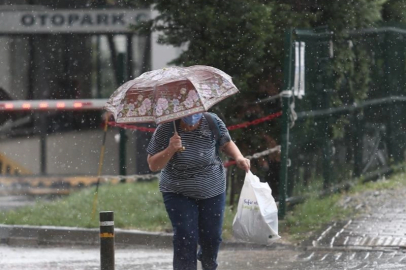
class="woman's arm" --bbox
[147,133,182,172]
[221,140,250,172]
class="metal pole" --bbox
[320,34,334,189]
[279,93,291,219]
[96,36,102,99]
[100,211,115,270]
[388,102,403,164]
[279,29,293,219]
[36,35,51,175]
[322,89,332,189]
[126,34,133,80]
[352,112,363,178]
[40,126,47,174]
[27,36,34,100]
[119,127,127,177]
[117,53,127,178]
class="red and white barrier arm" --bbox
[108,122,156,132]
[0,99,108,111]
[226,111,282,131]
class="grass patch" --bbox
[291,176,324,197]
[351,172,406,193]
[1,181,170,232]
[282,193,353,242]
[2,170,406,243]
[0,180,237,239]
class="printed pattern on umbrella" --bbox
[105,65,239,124]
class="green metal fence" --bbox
[279,26,406,218]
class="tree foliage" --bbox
[382,0,406,23]
[129,0,404,179]
[132,0,391,112]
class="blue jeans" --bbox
[162,192,226,270]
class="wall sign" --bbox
[0,9,150,34]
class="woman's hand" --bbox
[168,133,183,153]
[222,141,250,173]
[236,156,250,173]
[147,133,183,172]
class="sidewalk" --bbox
[309,186,406,250]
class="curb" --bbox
[0,224,291,250]
[0,224,173,248]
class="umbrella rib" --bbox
[186,77,208,111]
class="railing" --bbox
[278,26,406,218]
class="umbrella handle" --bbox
[173,121,185,152]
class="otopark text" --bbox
[21,12,136,27]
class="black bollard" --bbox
[100,211,115,270]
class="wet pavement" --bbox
[1,245,406,269]
[1,185,406,269]
[312,188,406,250]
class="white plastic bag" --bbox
[232,171,281,245]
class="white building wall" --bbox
[0,136,40,174]
[150,9,182,70]
[0,129,138,176]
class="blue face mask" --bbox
[182,113,203,126]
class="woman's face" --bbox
[182,113,203,126]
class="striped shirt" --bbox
[146,113,231,199]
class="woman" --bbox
[147,112,250,270]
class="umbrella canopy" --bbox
[104,65,239,124]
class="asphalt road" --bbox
[2,244,406,270]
